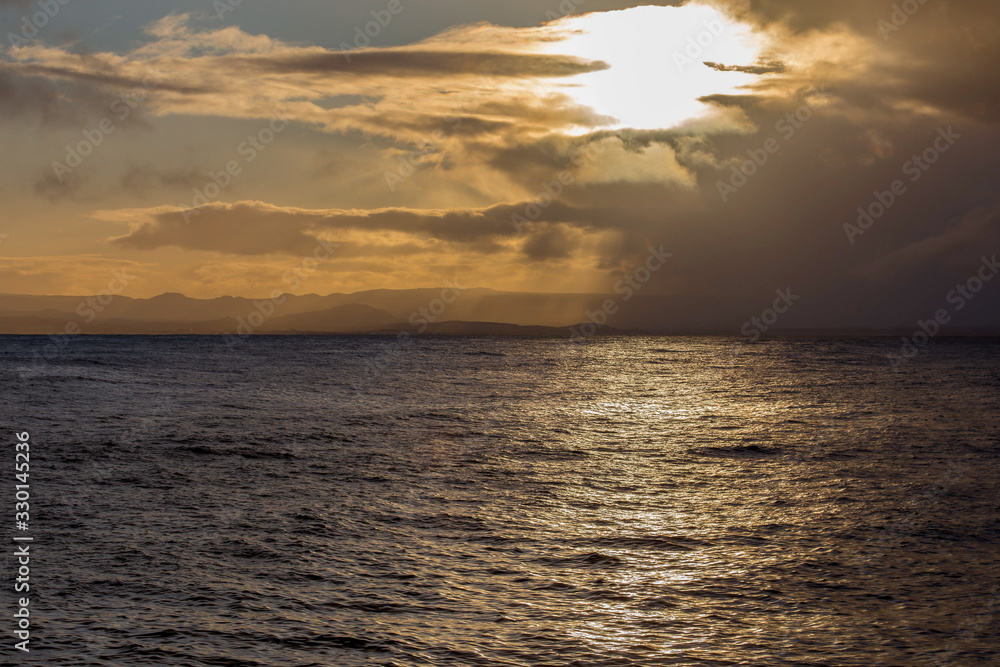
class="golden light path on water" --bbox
[15,335,1000,663]
[548,344,793,655]
[540,4,763,131]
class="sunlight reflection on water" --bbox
[0,335,998,665]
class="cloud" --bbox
[520,224,582,261]
[725,0,1000,124]
[33,164,90,202]
[574,137,696,186]
[252,49,608,78]
[855,204,1000,282]
[119,163,206,197]
[1,14,613,145]
[704,60,785,75]
[100,199,601,257]
[0,65,108,125]
[6,2,1000,327]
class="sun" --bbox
[540,4,764,132]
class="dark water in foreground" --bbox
[1,336,998,666]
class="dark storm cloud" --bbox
[0,61,169,136]
[520,225,579,261]
[0,65,107,124]
[109,200,604,257]
[120,164,207,197]
[241,50,609,79]
[740,0,1000,125]
[32,164,88,201]
[12,2,1000,327]
[16,62,205,95]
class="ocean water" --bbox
[1,335,998,666]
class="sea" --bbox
[0,335,998,666]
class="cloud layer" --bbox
[2,1,1000,329]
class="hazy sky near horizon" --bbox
[2,0,999,328]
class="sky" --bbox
[1,0,999,329]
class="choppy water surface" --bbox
[1,336,998,665]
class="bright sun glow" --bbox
[541,4,763,131]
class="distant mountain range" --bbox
[0,289,641,336]
[1,289,998,336]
